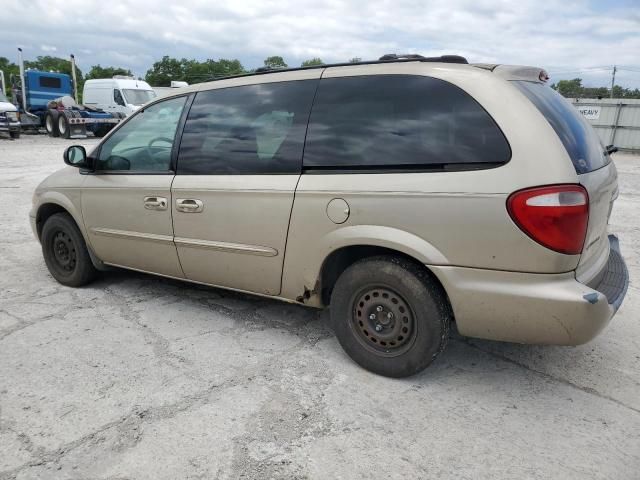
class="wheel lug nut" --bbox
[376,306,383,312]
[387,312,394,319]
[369,314,376,320]
[375,324,383,332]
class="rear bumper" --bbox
[587,235,628,312]
[431,235,629,345]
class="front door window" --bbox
[97,96,187,172]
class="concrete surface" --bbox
[0,134,638,480]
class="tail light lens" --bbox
[507,184,589,255]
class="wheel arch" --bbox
[35,195,85,243]
[285,225,451,308]
[36,198,106,270]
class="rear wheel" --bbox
[41,213,96,287]
[45,111,59,137]
[58,114,70,139]
[330,256,450,377]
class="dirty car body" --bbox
[30,56,629,377]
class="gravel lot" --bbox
[0,134,639,480]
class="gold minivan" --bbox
[30,55,629,377]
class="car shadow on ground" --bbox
[87,266,592,386]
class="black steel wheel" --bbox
[352,286,417,356]
[51,230,77,273]
[41,213,96,287]
[330,256,450,377]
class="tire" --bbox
[330,256,451,378]
[9,130,20,139]
[45,111,59,137]
[58,114,70,139]
[41,213,97,287]
[93,125,110,138]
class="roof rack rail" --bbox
[379,53,468,64]
[254,66,286,73]
[197,54,471,83]
[379,53,427,61]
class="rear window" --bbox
[513,81,608,174]
[303,75,510,170]
[39,76,61,89]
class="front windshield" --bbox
[0,92,9,103]
[122,89,157,106]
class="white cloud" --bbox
[1,0,639,87]
[40,45,57,52]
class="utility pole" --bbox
[610,65,617,99]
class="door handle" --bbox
[143,196,168,211]
[176,198,204,213]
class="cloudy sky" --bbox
[2,0,639,87]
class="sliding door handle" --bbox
[143,196,168,211]
[176,198,204,213]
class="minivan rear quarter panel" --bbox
[281,64,584,303]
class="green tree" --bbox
[0,57,19,96]
[301,58,324,67]
[86,65,133,80]
[145,56,186,87]
[24,56,82,79]
[263,56,287,69]
[551,78,640,99]
[553,78,583,98]
[145,56,246,86]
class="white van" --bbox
[153,81,189,99]
[83,77,157,116]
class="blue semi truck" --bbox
[11,50,121,138]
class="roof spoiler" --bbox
[473,64,549,83]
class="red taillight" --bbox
[507,184,589,255]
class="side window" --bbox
[97,95,187,172]
[177,80,317,174]
[303,75,511,169]
[39,76,62,89]
[114,89,125,106]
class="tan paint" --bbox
[81,174,184,278]
[31,61,624,346]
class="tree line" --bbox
[2,55,639,99]
[0,54,333,96]
[551,78,640,99]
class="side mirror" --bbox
[63,145,92,169]
[605,144,618,155]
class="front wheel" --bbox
[9,130,20,139]
[41,213,97,287]
[330,256,451,377]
